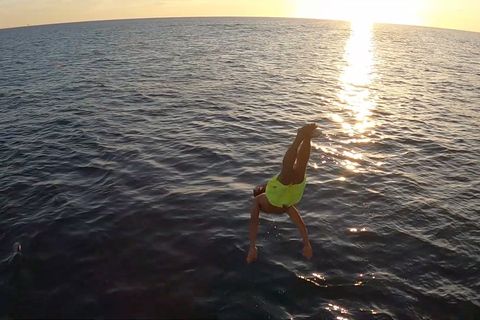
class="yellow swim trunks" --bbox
[265,174,307,207]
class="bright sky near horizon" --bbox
[0,0,479,32]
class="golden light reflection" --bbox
[313,273,326,281]
[325,303,350,315]
[338,21,376,135]
[344,162,357,172]
[360,308,379,315]
[343,150,362,160]
[349,227,367,233]
[329,113,344,123]
[329,20,378,174]
[296,274,327,287]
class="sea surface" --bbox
[0,17,479,319]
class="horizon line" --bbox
[1,16,479,34]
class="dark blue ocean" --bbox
[1,17,479,319]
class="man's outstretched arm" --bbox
[286,206,312,259]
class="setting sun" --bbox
[295,0,425,26]
[0,0,479,32]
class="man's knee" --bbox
[254,194,270,212]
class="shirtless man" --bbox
[247,123,320,263]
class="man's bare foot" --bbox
[298,124,317,139]
[297,124,315,138]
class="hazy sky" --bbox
[0,0,479,32]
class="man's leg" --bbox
[293,136,312,184]
[278,124,314,185]
[277,136,302,185]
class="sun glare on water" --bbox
[306,0,389,175]
[297,0,425,176]
[332,19,377,174]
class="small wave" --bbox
[76,165,112,179]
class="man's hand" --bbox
[253,185,266,197]
[247,246,258,263]
[302,242,313,260]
